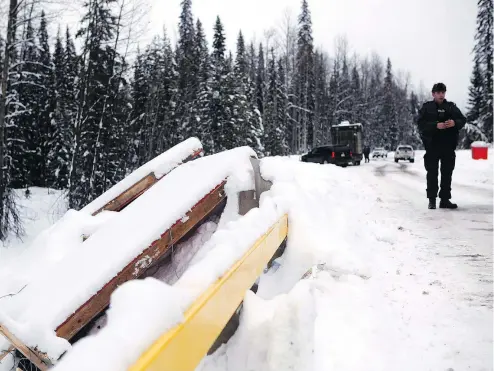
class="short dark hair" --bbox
[432,83,447,93]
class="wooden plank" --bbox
[129,214,289,371]
[92,173,158,216]
[55,181,227,341]
[0,325,52,371]
[92,149,203,216]
[0,345,14,362]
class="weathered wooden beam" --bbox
[0,326,52,371]
[91,149,203,216]
[55,181,227,341]
[92,172,158,216]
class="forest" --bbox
[0,0,491,239]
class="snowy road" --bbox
[342,154,493,370]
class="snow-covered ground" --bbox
[0,149,492,371]
[198,149,493,371]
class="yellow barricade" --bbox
[129,214,289,371]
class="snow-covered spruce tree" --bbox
[9,18,37,189]
[209,16,229,153]
[380,58,397,150]
[33,11,55,187]
[462,58,489,147]
[48,29,72,189]
[69,0,119,209]
[263,49,282,156]
[255,43,265,118]
[276,58,290,155]
[191,19,213,153]
[313,51,329,146]
[470,0,493,142]
[174,0,197,142]
[293,0,315,151]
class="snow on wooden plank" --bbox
[0,325,51,371]
[56,182,226,340]
[82,138,203,216]
[91,173,158,215]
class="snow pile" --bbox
[81,137,203,215]
[470,141,489,148]
[0,147,255,360]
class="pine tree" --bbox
[210,16,228,153]
[467,59,484,124]
[463,58,488,147]
[381,58,397,150]
[473,0,493,141]
[69,0,119,209]
[192,20,213,152]
[33,10,54,187]
[294,0,315,151]
[255,43,265,117]
[276,58,289,154]
[48,28,72,189]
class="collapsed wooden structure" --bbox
[0,151,279,371]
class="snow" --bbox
[2,147,492,371]
[471,141,489,148]
[0,146,256,360]
[81,137,203,215]
[197,153,492,371]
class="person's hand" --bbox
[445,119,455,128]
[437,122,447,129]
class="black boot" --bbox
[439,199,458,209]
[428,198,436,209]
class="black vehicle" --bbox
[300,144,353,167]
[330,122,363,165]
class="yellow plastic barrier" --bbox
[129,214,289,371]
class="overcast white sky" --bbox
[148,0,477,111]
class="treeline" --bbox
[0,0,466,238]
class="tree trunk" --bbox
[0,0,18,238]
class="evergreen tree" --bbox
[210,16,228,153]
[48,28,72,189]
[255,43,265,117]
[276,58,289,155]
[473,0,493,141]
[294,0,315,151]
[192,20,213,152]
[33,11,54,187]
[69,0,119,209]
[381,58,397,150]
[175,0,196,140]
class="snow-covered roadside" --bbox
[198,155,493,371]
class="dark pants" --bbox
[364,154,370,163]
[424,149,456,199]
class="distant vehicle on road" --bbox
[372,147,388,158]
[394,145,415,163]
[301,144,353,167]
[330,121,363,166]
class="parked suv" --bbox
[394,145,415,163]
[301,145,353,167]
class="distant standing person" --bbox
[363,145,371,163]
[417,83,466,209]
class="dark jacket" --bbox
[363,146,371,156]
[417,99,466,151]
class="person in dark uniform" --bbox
[417,83,466,209]
[363,145,371,163]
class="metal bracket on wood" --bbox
[238,157,273,216]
